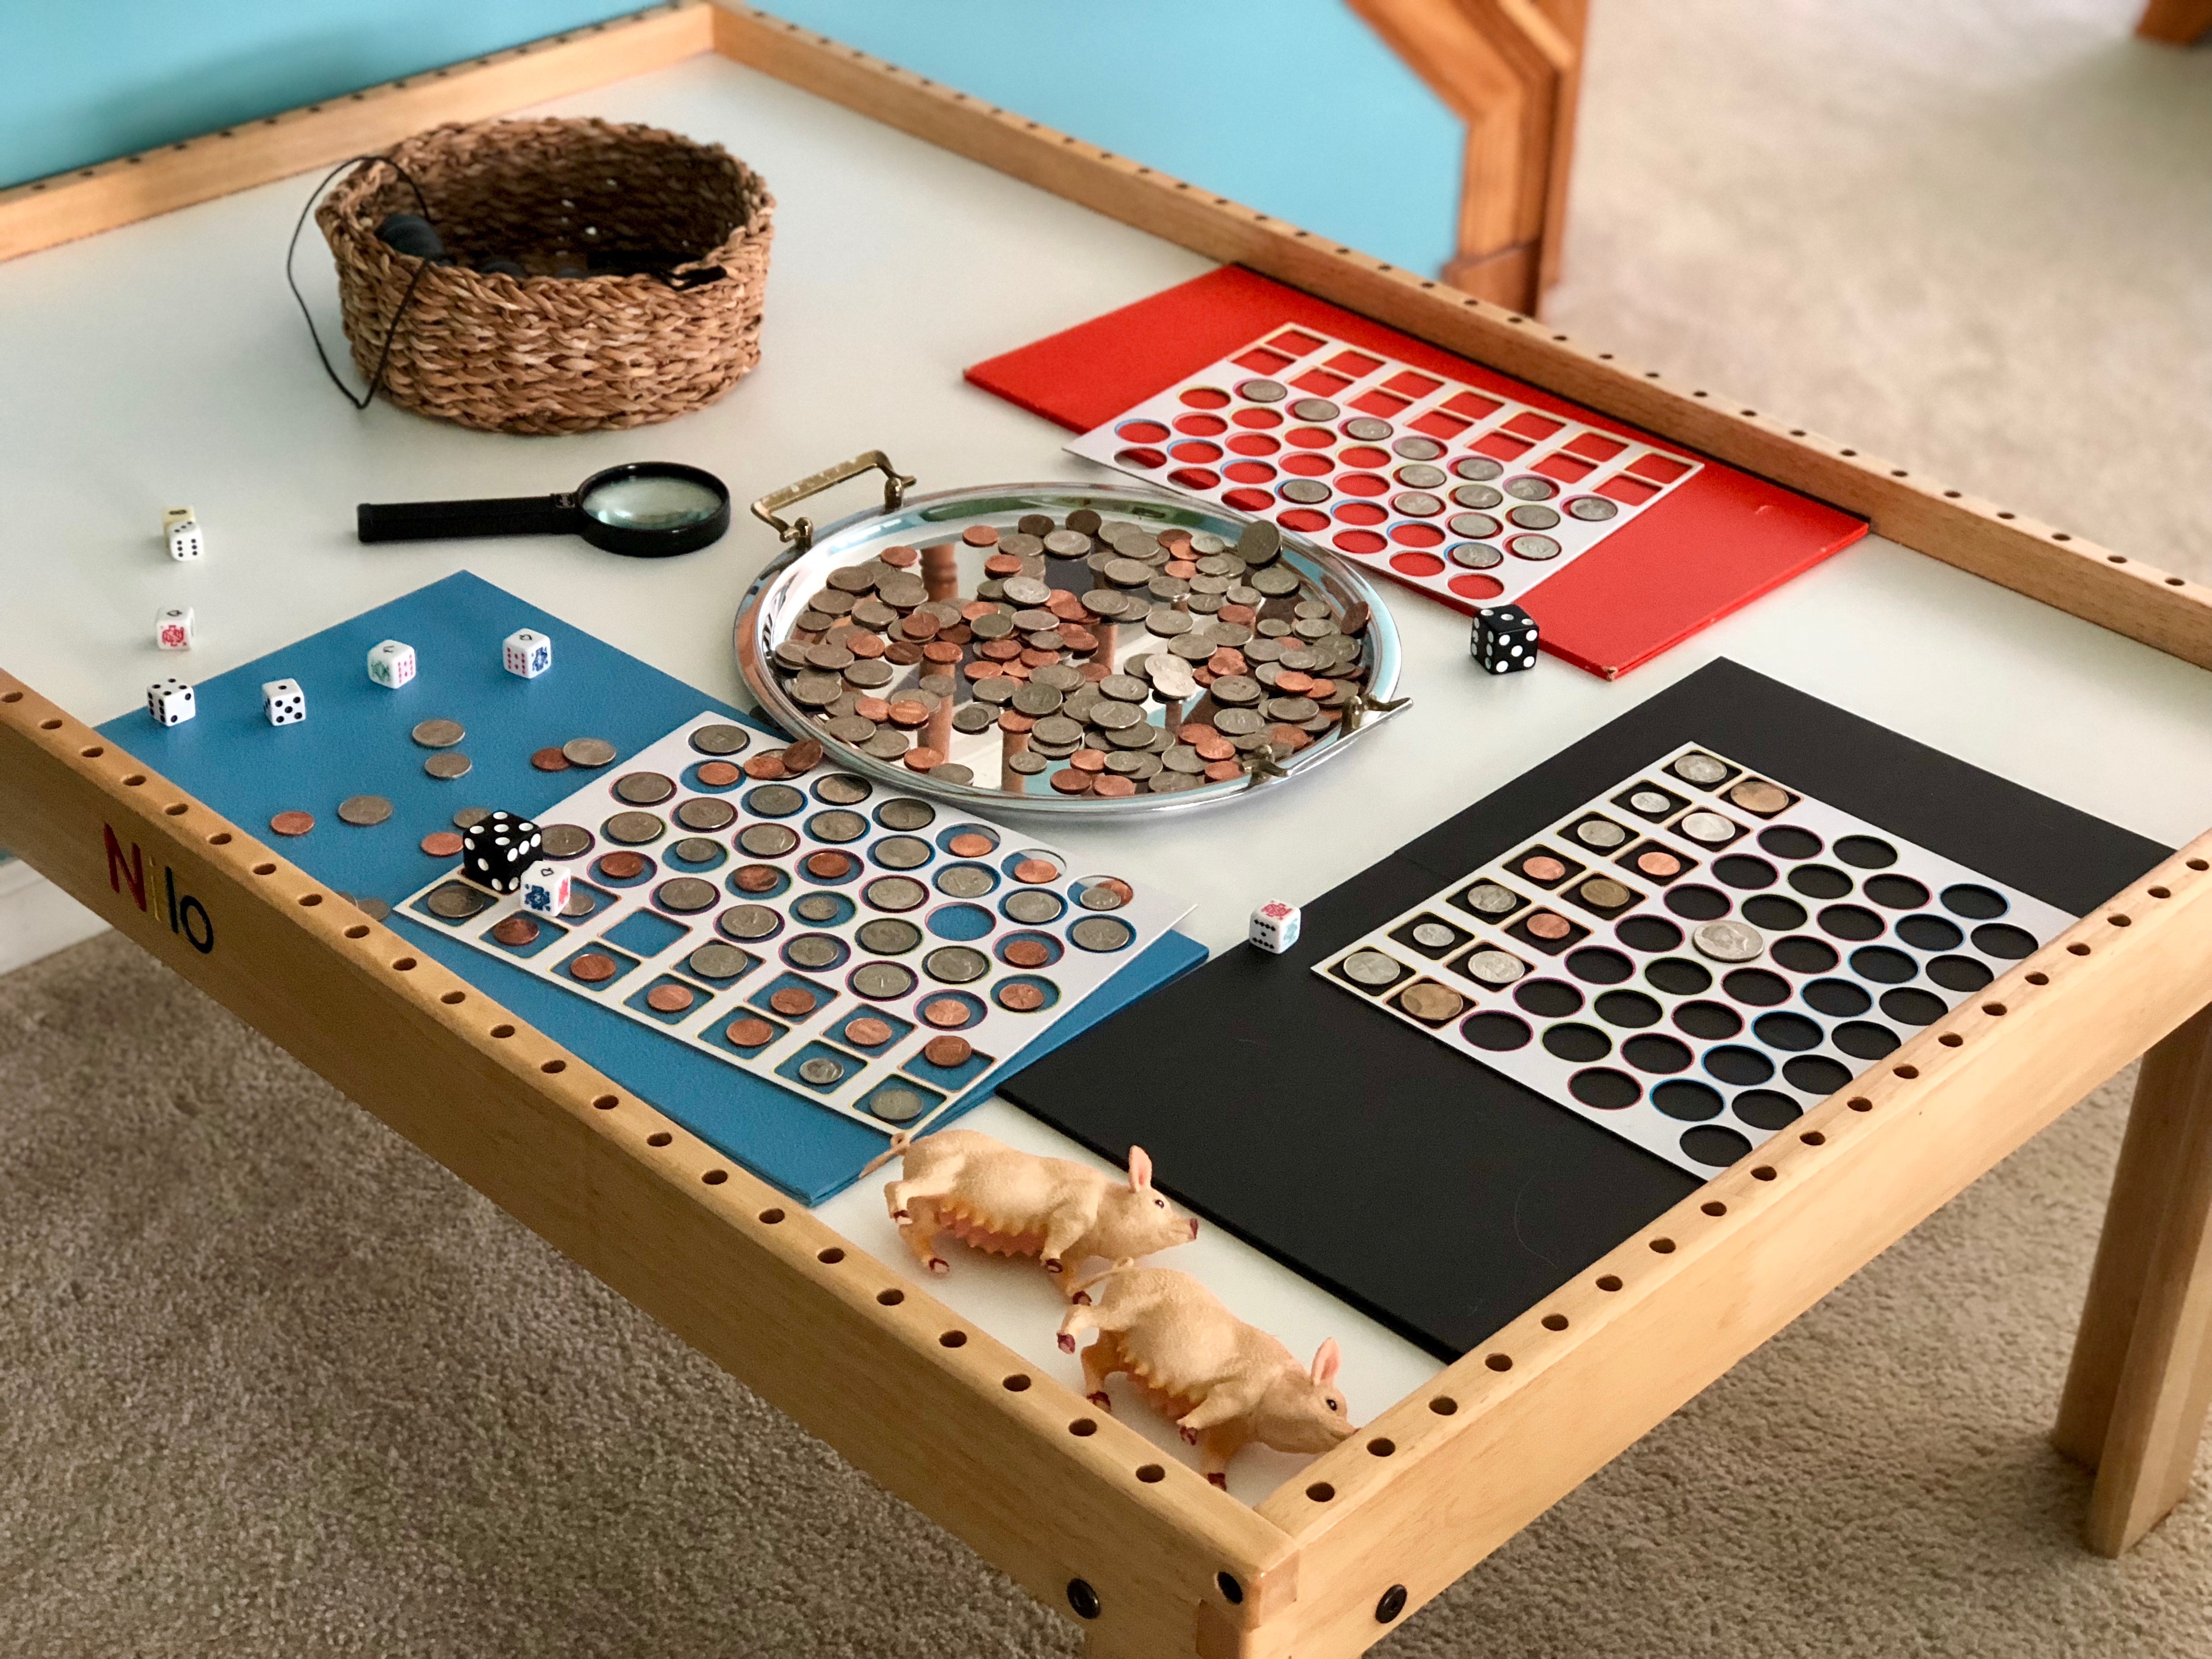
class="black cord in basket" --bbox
[285,156,434,411]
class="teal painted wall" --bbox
[1,2,1463,276]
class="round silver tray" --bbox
[733,471,1408,819]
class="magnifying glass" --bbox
[357,462,731,558]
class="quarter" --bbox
[924,946,991,983]
[798,1057,845,1086]
[424,753,472,780]
[737,823,799,858]
[337,794,393,827]
[1579,877,1633,909]
[1692,919,1765,962]
[1460,881,1520,914]
[1069,916,1133,952]
[1004,889,1064,925]
[602,811,665,845]
[1672,752,1729,785]
[656,877,719,913]
[410,718,465,749]
[852,961,917,1000]
[563,737,618,768]
[786,934,844,970]
[877,798,936,832]
[1574,820,1628,848]
[675,797,737,833]
[1344,417,1393,441]
[719,904,782,941]
[1678,811,1739,844]
[872,836,933,870]
[865,876,928,911]
[1341,950,1403,987]
[854,915,919,952]
[1462,949,1526,985]
[687,943,752,980]
[870,1087,927,1124]
[614,772,676,806]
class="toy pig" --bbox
[1058,1266,1356,1487]
[868,1128,1197,1286]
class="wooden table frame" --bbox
[5,7,2212,1653]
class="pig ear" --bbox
[1310,1338,1342,1387]
[1127,1146,1153,1190]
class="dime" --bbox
[798,1057,845,1086]
[1411,922,1459,949]
[410,718,465,749]
[532,746,573,772]
[1013,857,1060,884]
[786,934,844,969]
[1399,983,1465,1022]
[924,946,991,984]
[873,836,933,870]
[725,1018,776,1048]
[569,953,618,984]
[1525,911,1573,940]
[647,983,696,1014]
[424,752,472,780]
[1004,890,1064,925]
[1579,877,1633,909]
[1672,752,1729,785]
[719,904,782,941]
[1637,849,1684,878]
[1692,919,1765,963]
[1729,779,1791,815]
[1462,949,1527,985]
[769,986,818,1017]
[270,810,315,837]
[1628,791,1674,815]
[1574,820,1628,848]
[491,914,541,947]
[870,1087,927,1124]
[1520,855,1567,882]
[656,877,719,913]
[614,772,676,806]
[420,831,464,857]
[853,962,917,999]
[737,823,799,858]
[597,851,647,880]
[843,1017,894,1048]
[563,737,618,768]
[1069,916,1133,952]
[997,983,1047,1012]
[865,876,928,912]
[337,794,393,827]
[603,811,665,845]
[1678,811,1739,844]
[1341,950,1403,987]
[687,943,751,980]
[922,998,973,1029]
[675,797,737,833]
[1461,881,1520,914]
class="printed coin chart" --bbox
[399,712,1192,1132]
[1313,742,2076,1175]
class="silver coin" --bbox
[560,888,598,919]
[1214,708,1264,736]
[1249,567,1301,597]
[856,918,922,957]
[1005,752,1048,776]
[786,934,845,970]
[453,806,490,831]
[952,703,996,735]
[1505,476,1557,501]
[1509,505,1561,531]
[410,718,465,749]
[672,836,724,865]
[869,1086,927,1125]
[425,882,490,919]
[602,810,665,845]
[1089,701,1144,732]
[1002,577,1053,606]
[861,731,912,761]
[805,810,866,844]
[1628,791,1674,816]
[1508,535,1561,561]
[1068,916,1134,953]
[1077,880,1130,911]
[1673,753,1730,785]
[798,1057,847,1087]
[337,794,393,827]
[1678,810,1740,844]
[793,893,844,924]
[1450,543,1503,570]
[923,946,992,984]
[936,865,996,898]
[1692,919,1765,963]
[876,798,936,832]
[1236,521,1282,563]
[353,897,392,922]
[1043,529,1092,558]
[865,876,928,912]
[737,823,799,858]
[1012,684,1063,718]
[872,836,933,871]
[1004,890,1064,925]
[1453,486,1504,514]
[815,773,871,806]
[1462,881,1521,914]
[747,785,806,818]
[423,752,472,780]
[1211,676,1263,707]
[675,797,736,833]
[1411,922,1459,949]
[1391,492,1443,517]
[656,877,719,914]
[1278,478,1331,505]
[854,963,919,1003]
[1453,456,1504,482]
[1344,417,1392,441]
[806,642,855,672]
[563,737,618,768]
[1568,496,1620,522]
[687,943,752,980]
[1341,949,1404,986]
[1449,512,1501,540]
[1462,949,1527,985]
[842,661,895,690]
[1290,397,1339,421]
[1239,378,1287,402]
[718,904,782,941]
[1574,819,1629,849]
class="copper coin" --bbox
[879,544,918,567]
[1730,779,1791,815]
[1203,760,1242,782]
[1637,849,1684,878]
[984,552,1022,577]
[922,641,964,664]
[855,696,892,722]
[1191,735,1234,761]
[597,851,647,880]
[1274,671,1315,694]
[1398,982,1465,1022]
[1014,857,1060,883]
[769,987,817,1017]
[269,810,315,837]
[923,1033,974,1065]
[570,953,618,983]
[783,740,825,775]
[743,753,788,780]
[734,864,782,893]
[922,999,973,1030]
[531,747,572,772]
[962,523,999,547]
[1050,770,1093,795]
[1003,938,1052,967]
[1069,749,1108,774]
[843,1017,895,1047]
[947,832,994,857]
[997,983,1046,1012]
[1579,877,1633,909]
[904,747,946,771]
[848,633,885,658]
[647,983,696,1014]
[888,700,930,727]
[491,914,540,947]
[1093,774,1138,797]
[1089,878,1135,907]
[998,709,1036,733]
[420,831,464,857]
[725,1017,776,1048]
[1521,855,1567,882]
[697,760,742,787]
[1524,911,1573,940]
[806,850,854,879]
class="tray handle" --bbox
[749,450,916,555]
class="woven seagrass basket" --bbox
[317,118,774,435]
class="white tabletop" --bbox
[4,52,2209,1501]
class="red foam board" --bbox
[965,267,1867,678]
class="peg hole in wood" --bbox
[1691,390,1707,398]
[0,692,18,702]
[876,1288,904,1306]
[1938,1034,1962,1047]
[1136,1464,1165,1483]
[1429,1396,1458,1414]
[1997,511,2016,520]
[1649,1237,1676,1253]
[2191,861,2210,872]
[1982,1002,2009,1015]
[80,746,103,758]
[1067,1579,1100,1620]
[540,1059,565,1074]
[490,1024,514,1038]
[439,990,464,1005]
[208,832,231,845]
[343,926,368,939]
[1368,1437,1396,1456]
[818,1247,844,1265]
[1741,409,1756,416]
[164,803,186,816]
[252,862,275,875]
[392,956,416,970]
[702,1169,727,1185]
[1542,1312,1569,1331]
[1377,1584,1408,1623]
[1307,1481,1337,1502]
[592,1094,617,1110]
[2108,913,2132,927]
[2168,578,2187,587]
[1070,1417,1098,1436]
[1891,470,1908,478]
[2149,888,2170,900]
[1801,1131,1827,1145]
[1790,429,1806,437]
[1702,1200,1727,1216]
[1597,1274,1622,1291]
[1599,352,1614,360]
[1217,1571,1245,1602]
[1841,449,1857,457]
[1003,1373,1031,1391]
[940,1330,967,1348]
[758,1206,785,1224]
[38,717,61,729]
[1485,1352,1513,1371]
[2068,943,2091,956]
[1753,1163,1778,1180]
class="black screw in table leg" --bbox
[1376,1583,1408,1623]
[1067,1578,1101,1620]
[1216,1571,1244,1605]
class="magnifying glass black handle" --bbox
[357,494,577,543]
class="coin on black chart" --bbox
[1461,882,1519,915]
[1678,811,1737,844]
[1400,983,1465,1022]
[337,794,393,826]
[424,753,472,780]
[1341,949,1403,986]
[563,737,618,768]
[1575,820,1628,849]
[1461,949,1526,985]
[1673,752,1729,785]
[1411,922,1459,949]
[411,718,465,749]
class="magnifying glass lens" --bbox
[581,472,726,530]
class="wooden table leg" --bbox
[2053,1003,2212,1554]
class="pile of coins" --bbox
[765,508,1376,798]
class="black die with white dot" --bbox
[461,810,543,894]
[1471,603,1539,675]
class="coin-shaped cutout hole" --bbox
[1513,979,1583,1018]
[1673,999,1742,1039]
[1782,1054,1853,1096]
[1880,987,1947,1025]
[927,902,996,941]
[1593,990,1662,1028]
[1542,1023,1611,1062]
[1681,1125,1753,1167]
[1733,1089,1802,1130]
[1833,1020,1900,1058]
[1653,1080,1723,1121]
[1928,954,1994,992]
[1704,1045,1774,1085]
[1896,913,1963,951]
[1569,1068,1639,1109]
[1720,968,1790,1006]
[1663,884,1730,921]
[1645,957,1712,996]
[1742,895,1808,933]
[1849,946,1917,984]
[1564,947,1632,984]
[1752,1012,1822,1051]
[1712,855,1776,889]
[1833,835,1897,869]
[1770,934,1838,974]
[1757,826,1821,860]
[1972,922,2038,958]
[1818,904,1883,941]
[1864,874,1931,909]
[1941,883,2007,920]
[1622,1034,1694,1073]
[1803,977,1872,1017]
[1614,915,1681,953]
[1460,1011,1532,1051]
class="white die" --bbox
[146,678,195,726]
[366,639,417,688]
[261,677,306,726]
[503,628,552,679]
[155,606,194,651]
[518,861,571,917]
[162,507,202,562]
[1248,900,1301,954]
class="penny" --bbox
[690,724,752,757]
[337,794,393,827]
[411,719,465,749]
[948,832,995,857]
[563,737,618,769]
[1678,811,1739,844]
[1068,916,1133,952]
[725,1018,776,1048]
[1729,779,1791,815]
[1014,857,1060,884]
[745,753,789,781]
[922,998,974,1030]
[782,740,825,775]
[656,877,719,913]
[614,771,675,806]
[420,831,464,857]
[1400,983,1465,1022]
[997,983,1047,1012]
[769,987,818,1017]
[1520,855,1567,882]
[569,953,618,984]
[853,962,917,1000]
[675,797,736,833]
[647,983,696,1014]
[532,748,573,772]
[1692,919,1766,963]
[687,943,751,980]
[1637,849,1685,878]
[1579,877,1634,909]
[917,1035,971,1071]
[270,810,315,837]
[870,1087,928,1124]
[424,752,473,780]
[904,747,946,772]
[1461,882,1520,915]
[1462,949,1526,985]
[806,850,855,879]
[798,1057,845,1087]
[1524,911,1573,940]
[1410,922,1459,949]
[696,761,742,787]
[733,864,782,893]
[924,946,991,984]
[844,1017,895,1048]
[596,851,647,880]
[1341,949,1403,987]
[603,811,665,845]
[1574,820,1628,849]
[719,904,782,941]
[490,914,540,947]
[1673,752,1730,785]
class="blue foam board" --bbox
[101,571,1205,1203]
